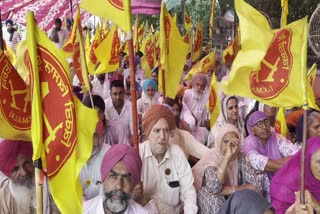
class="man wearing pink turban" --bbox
[83,144,148,214]
[0,140,35,214]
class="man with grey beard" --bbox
[83,144,149,214]
[0,140,36,214]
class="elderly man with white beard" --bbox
[83,144,149,214]
[0,140,36,214]
[180,73,210,144]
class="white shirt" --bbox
[182,89,209,127]
[91,77,111,100]
[139,141,198,214]
[83,197,149,214]
[80,143,110,200]
[104,98,133,136]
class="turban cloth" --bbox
[142,79,158,92]
[142,104,176,137]
[0,140,33,177]
[101,144,142,186]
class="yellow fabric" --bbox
[209,0,216,38]
[0,49,31,140]
[191,22,203,62]
[4,46,16,67]
[307,63,317,87]
[95,25,120,74]
[86,25,102,74]
[220,0,318,109]
[184,12,193,32]
[80,0,131,32]
[26,12,98,213]
[204,40,213,54]
[275,107,288,137]
[207,73,220,128]
[133,15,139,52]
[222,28,240,64]
[185,51,215,81]
[62,8,79,57]
[158,3,189,99]
[140,32,155,77]
[15,41,30,83]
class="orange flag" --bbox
[0,49,31,140]
[26,12,98,213]
[192,22,203,62]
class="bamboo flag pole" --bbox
[27,12,44,214]
[125,1,139,151]
[281,0,306,204]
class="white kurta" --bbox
[139,141,198,214]
[83,197,149,214]
[80,143,110,200]
[91,77,111,100]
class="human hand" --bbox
[225,138,240,160]
[292,204,313,214]
[133,181,144,203]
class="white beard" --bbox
[9,180,36,214]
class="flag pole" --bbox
[162,68,166,99]
[126,2,139,151]
[27,12,43,214]
[34,159,43,214]
[69,0,73,20]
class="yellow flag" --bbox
[192,22,203,62]
[185,51,215,81]
[0,49,31,140]
[158,3,189,99]
[85,29,91,51]
[222,28,240,64]
[209,0,216,38]
[307,63,317,87]
[95,25,120,74]
[26,12,98,213]
[80,0,131,32]
[207,74,220,128]
[4,46,17,67]
[15,41,31,84]
[185,12,193,32]
[220,0,318,109]
[204,40,213,54]
[275,107,288,137]
[63,7,91,90]
[140,32,155,77]
[86,25,102,74]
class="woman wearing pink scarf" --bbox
[192,124,256,214]
[270,137,320,214]
[242,111,300,201]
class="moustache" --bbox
[104,190,130,201]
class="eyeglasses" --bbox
[255,119,271,128]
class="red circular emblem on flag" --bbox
[107,0,124,10]
[27,46,77,178]
[249,29,293,99]
[209,86,217,113]
[0,54,31,130]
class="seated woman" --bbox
[295,109,320,144]
[192,124,256,214]
[207,95,244,148]
[242,111,300,201]
[140,105,198,214]
[270,137,320,214]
